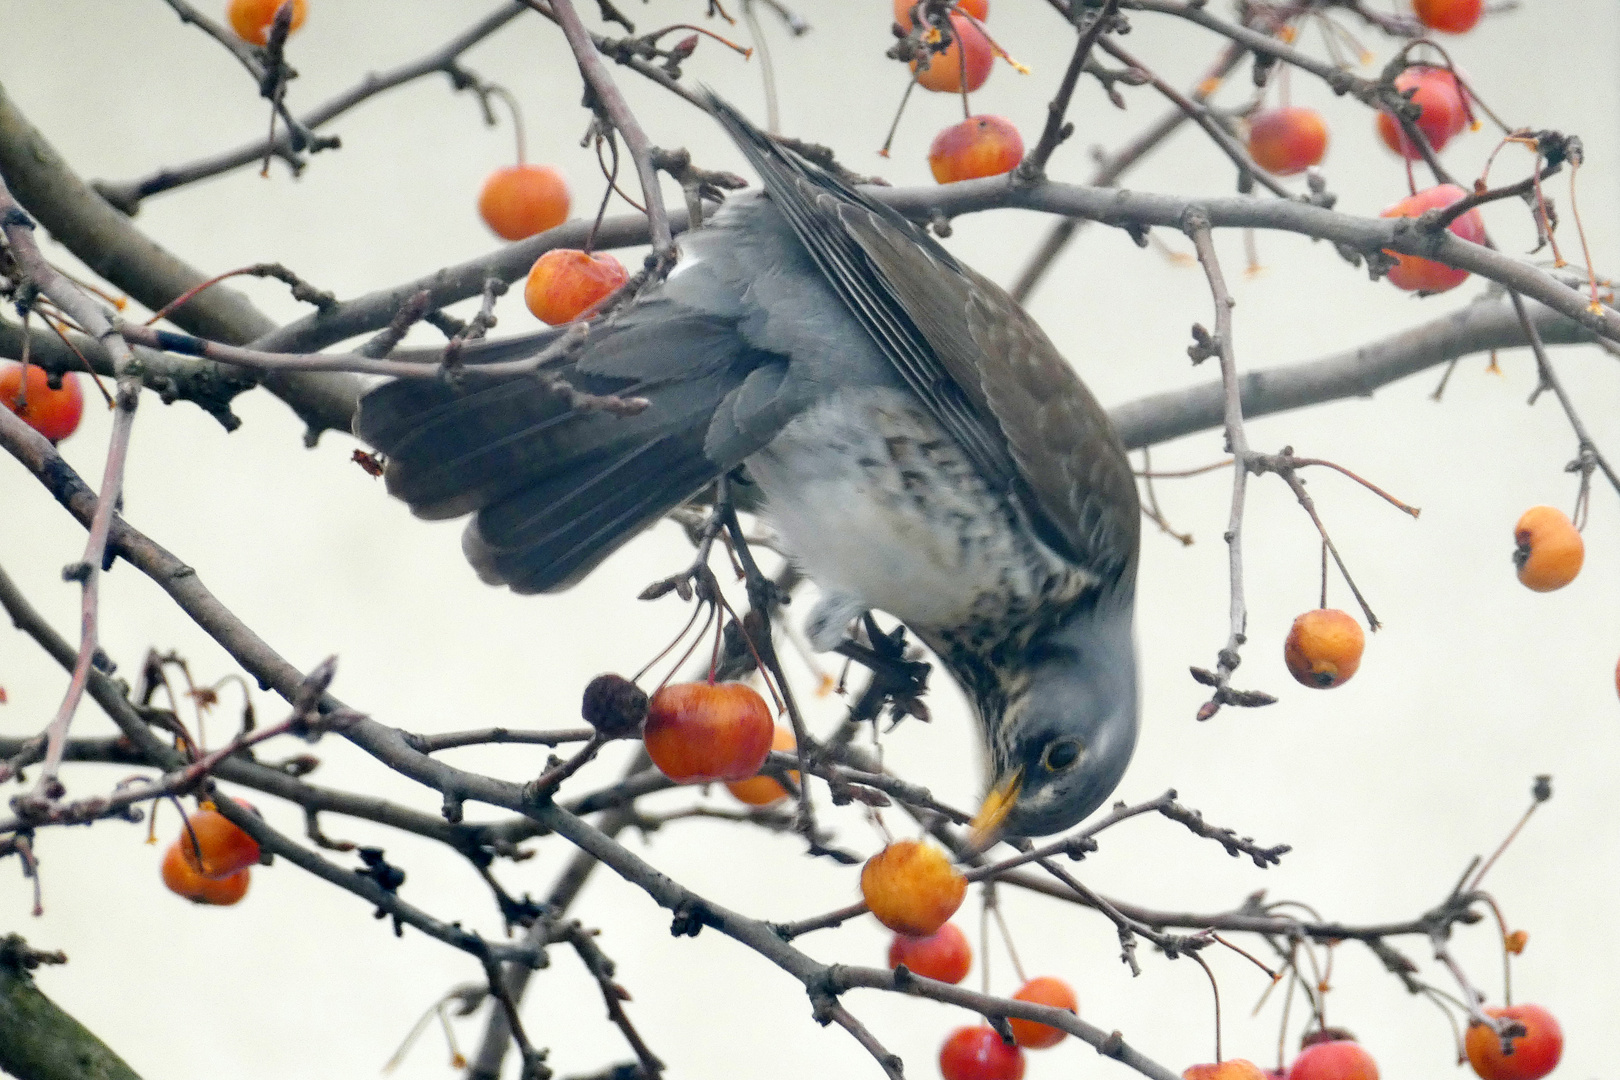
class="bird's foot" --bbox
[805,591,868,653]
[832,616,932,725]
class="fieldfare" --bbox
[356,95,1142,842]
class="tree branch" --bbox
[94,4,529,213]
[0,935,143,1080]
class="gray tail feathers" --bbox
[354,312,768,594]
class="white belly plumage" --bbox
[745,387,1093,651]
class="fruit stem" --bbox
[979,890,992,997]
[878,78,919,158]
[633,594,706,685]
[955,29,971,121]
[1567,158,1605,315]
[487,84,527,166]
[985,885,1029,984]
[1192,950,1223,1063]
[1466,781,1549,893]
[740,0,781,134]
[1476,891,1514,1006]
[587,132,621,254]
[1319,540,1327,609]
[647,23,753,58]
[1208,932,1278,980]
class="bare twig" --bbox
[1017,0,1124,179]
[97,5,528,212]
[544,0,675,258]
[0,184,142,807]
[1183,214,1274,721]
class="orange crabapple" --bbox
[177,799,262,879]
[1465,1004,1563,1080]
[226,0,307,46]
[0,361,84,442]
[940,1026,1024,1080]
[860,839,966,936]
[524,249,629,326]
[161,842,251,906]
[1246,107,1328,176]
[1413,0,1483,34]
[725,725,798,806]
[929,116,1024,184]
[1287,1040,1379,1080]
[1185,1061,1270,1080]
[911,15,993,94]
[1007,976,1077,1049]
[1380,183,1486,294]
[641,681,775,784]
[1376,66,1469,159]
[1284,609,1365,689]
[887,922,972,984]
[894,0,990,26]
[478,164,571,242]
[1512,505,1584,592]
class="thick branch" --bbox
[0,936,144,1080]
[1109,291,1599,449]
[0,77,359,437]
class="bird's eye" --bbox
[1042,738,1082,772]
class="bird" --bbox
[354,94,1141,844]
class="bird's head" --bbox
[968,602,1139,846]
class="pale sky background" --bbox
[2,3,1618,1080]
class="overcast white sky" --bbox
[2,3,1618,1080]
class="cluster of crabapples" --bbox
[889,2,1029,187]
[158,799,262,906]
[864,840,1078,1080]
[586,673,1076,1079]
[475,153,630,327]
[1282,503,1588,693]
[1183,1002,1563,1080]
[1242,0,1489,294]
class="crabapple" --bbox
[1513,506,1584,592]
[1284,609,1365,689]
[1413,0,1483,34]
[1465,1004,1563,1080]
[524,249,629,325]
[0,361,83,442]
[1287,1040,1379,1080]
[1376,67,1468,159]
[911,15,993,94]
[178,800,262,879]
[887,922,972,984]
[860,839,966,936]
[894,0,989,26]
[1185,1061,1269,1080]
[929,116,1023,184]
[1247,107,1328,176]
[725,725,798,806]
[162,843,251,906]
[642,681,774,783]
[226,0,307,46]
[1380,183,1486,294]
[940,1026,1024,1080]
[1007,976,1077,1049]
[478,164,570,241]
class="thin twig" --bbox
[543,0,675,258]
[1017,0,1123,179]
[1184,214,1273,721]
[0,185,142,807]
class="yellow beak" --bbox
[967,769,1023,853]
